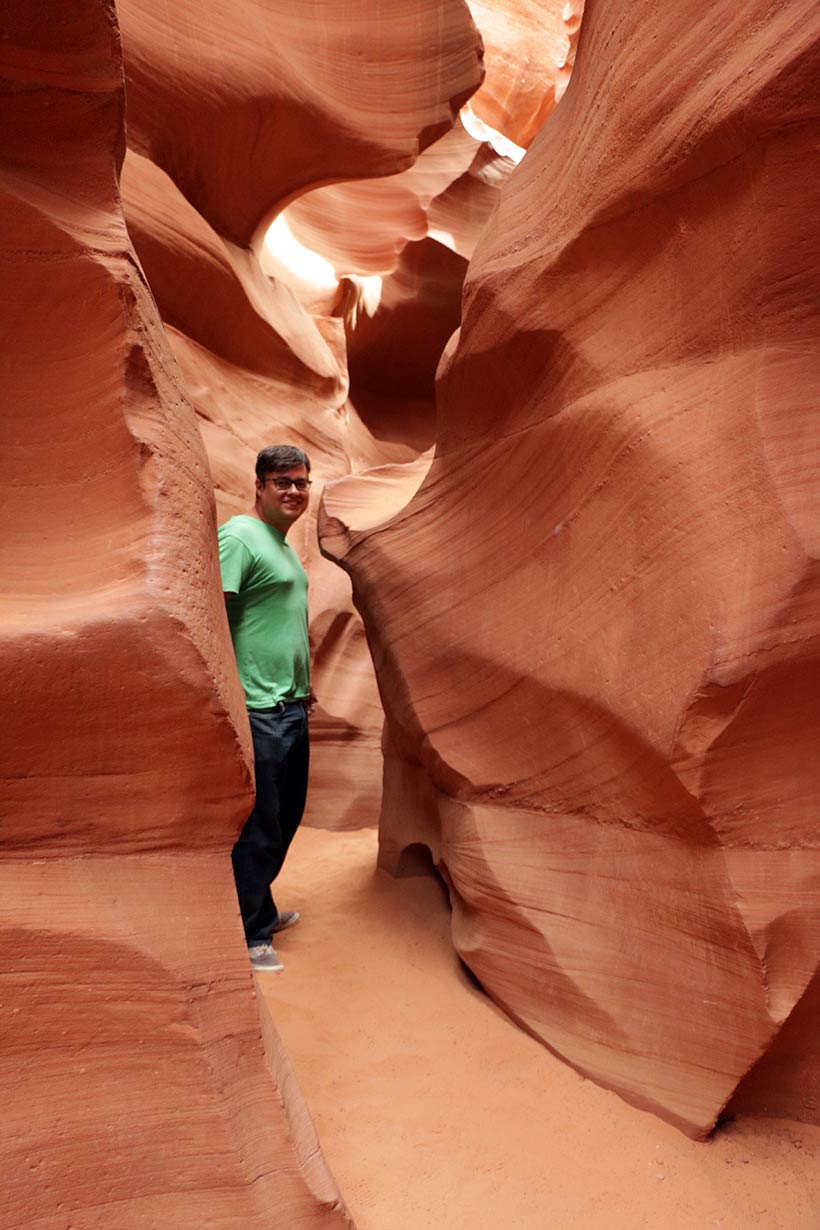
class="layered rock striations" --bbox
[320,0,820,1136]
[466,0,585,143]
[115,0,486,829]
[2,0,499,1219]
[117,0,484,246]
[283,113,519,477]
[9,0,810,1197]
[0,4,352,1227]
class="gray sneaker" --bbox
[272,910,300,933]
[248,943,284,972]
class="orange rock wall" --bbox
[118,0,483,246]
[0,4,356,1227]
[11,0,809,1191]
[466,0,585,143]
[115,0,486,830]
[1,0,503,1219]
[119,144,383,829]
[320,0,820,1136]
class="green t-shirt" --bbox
[218,515,310,709]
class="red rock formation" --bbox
[117,0,484,245]
[466,0,585,145]
[116,0,486,830]
[285,119,499,276]
[118,148,379,828]
[0,4,352,1225]
[280,112,517,505]
[320,0,820,1136]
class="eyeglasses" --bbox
[265,477,312,491]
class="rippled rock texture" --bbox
[8,0,814,1185]
[0,0,483,1224]
[320,0,820,1136]
[466,0,584,142]
[116,0,485,830]
[0,5,355,1228]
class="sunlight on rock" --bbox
[262,212,339,295]
[460,103,526,164]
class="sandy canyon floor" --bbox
[261,828,820,1230]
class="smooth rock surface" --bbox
[285,114,516,276]
[117,0,484,244]
[120,151,382,828]
[319,0,820,1136]
[466,0,585,144]
[0,4,351,1226]
[116,0,486,830]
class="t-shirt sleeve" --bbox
[218,531,252,594]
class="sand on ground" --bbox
[260,827,820,1230]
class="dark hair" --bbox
[255,445,311,481]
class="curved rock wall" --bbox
[117,0,484,245]
[466,0,585,143]
[0,3,354,1227]
[10,0,811,1200]
[320,0,820,1136]
[116,0,486,830]
[1,0,504,1219]
[118,143,379,828]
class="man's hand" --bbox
[306,691,317,716]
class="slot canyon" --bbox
[2,0,820,1227]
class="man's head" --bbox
[254,444,312,535]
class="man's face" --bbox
[255,464,310,533]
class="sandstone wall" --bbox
[1,0,498,1220]
[0,4,351,1225]
[320,0,820,1136]
[466,0,584,142]
[7,0,811,1191]
[115,0,486,829]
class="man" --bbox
[218,444,313,972]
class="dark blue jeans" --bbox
[232,702,309,946]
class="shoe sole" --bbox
[251,962,284,973]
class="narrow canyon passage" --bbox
[262,828,820,1230]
